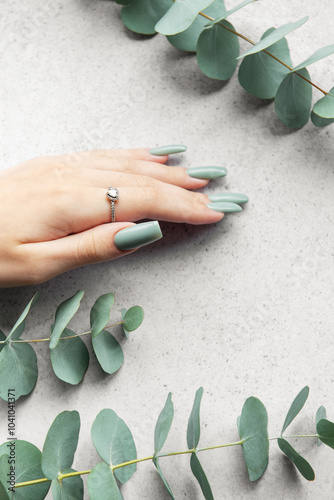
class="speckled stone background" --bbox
[0,0,334,498]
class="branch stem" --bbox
[14,433,317,490]
[7,321,124,344]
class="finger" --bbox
[76,159,211,190]
[18,221,163,283]
[60,147,173,167]
[73,185,224,228]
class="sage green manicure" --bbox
[207,202,242,213]
[187,166,227,179]
[115,221,162,250]
[208,193,249,204]
[149,145,187,155]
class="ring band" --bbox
[106,187,119,223]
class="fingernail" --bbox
[149,144,187,155]
[207,202,242,213]
[115,221,163,250]
[187,166,227,179]
[208,193,249,204]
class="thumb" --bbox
[25,221,163,282]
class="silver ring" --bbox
[106,187,119,223]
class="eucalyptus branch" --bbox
[118,0,334,128]
[0,291,144,401]
[1,387,333,499]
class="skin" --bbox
[0,148,225,287]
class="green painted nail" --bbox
[187,166,227,179]
[149,145,187,155]
[208,193,249,204]
[115,221,163,250]
[207,202,242,213]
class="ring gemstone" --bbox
[107,187,119,201]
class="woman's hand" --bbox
[0,146,248,287]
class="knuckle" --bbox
[76,231,107,264]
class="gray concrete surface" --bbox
[0,0,334,498]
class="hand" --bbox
[0,146,247,287]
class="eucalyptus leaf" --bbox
[196,21,239,80]
[121,0,171,35]
[51,469,83,500]
[122,306,144,334]
[90,293,115,338]
[238,28,292,99]
[50,328,89,385]
[154,393,174,454]
[0,329,6,352]
[42,411,80,480]
[121,309,130,339]
[0,342,38,401]
[187,387,203,450]
[92,329,124,374]
[5,292,40,343]
[275,68,312,128]
[87,462,123,500]
[207,0,255,26]
[277,438,315,481]
[49,291,84,349]
[316,407,327,445]
[281,387,309,434]
[0,441,50,500]
[239,17,308,58]
[153,458,175,499]
[311,111,334,127]
[293,44,334,72]
[190,453,214,500]
[167,0,225,52]
[312,87,334,121]
[91,409,137,484]
[238,397,269,482]
[0,455,10,499]
[155,0,215,36]
[317,419,334,449]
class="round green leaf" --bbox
[153,458,174,499]
[311,111,334,127]
[0,441,50,500]
[238,397,269,482]
[196,21,239,80]
[0,343,38,401]
[92,330,124,374]
[312,87,334,120]
[0,455,10,499]
[51,469,83,500]
[50,291,84,349]
[317,418,334,449]
[87,462,123,500]
[91,409,137,484]
[90,293,115,338]
[238,28,292,99]
[155,0,215,36]
[50,329,89,385]
[121,0,171,35]
[277,438,315,481]
[190,453,214,500]
[6,292,40,343]
[154,393,174,454]
[275,68,312,128]
[187,387,203,450]
[239,17,308,58]
[42,411,80,480]
[167,0,225,52]
[122,306,144,333]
